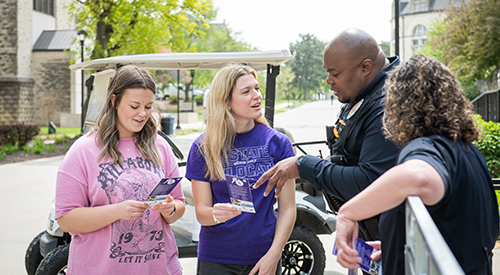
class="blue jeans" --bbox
[197,259,282,275]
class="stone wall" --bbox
[32,51,73,126]
[0,0,37,126]
[0,77,35,125]
[0,0,18,76]
[18,0,33,77]
[477,72,499,93]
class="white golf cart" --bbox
[25,50,337,275]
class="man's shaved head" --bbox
[326,28,381,65]
[323,28,389,103]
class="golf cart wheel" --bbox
[25,231,45,275]
[281,226,326,275]
[35,243,69,275]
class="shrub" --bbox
[53,134,69,144]
[169,95,178,104]
[25,139,47,154]
[194,95,204,105]
[2,143,19,155]
[0,125,39,147]
[473,115,500,178]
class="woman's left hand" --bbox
[249,252,280,275]
[335,213,363,270]
[151,195,176,216]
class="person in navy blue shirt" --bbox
[255,28,400,244]
[334,54,499,275]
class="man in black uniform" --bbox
[254,28,400,241]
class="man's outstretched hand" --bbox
[253,155,301,197]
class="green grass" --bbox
[39,127,81,137]
[175,128,201,136]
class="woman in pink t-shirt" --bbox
[55,65,185,275]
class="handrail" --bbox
[492,178,500,190]
[405,196,465,275]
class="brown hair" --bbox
[94,65,162,166]
[383,54,479,146]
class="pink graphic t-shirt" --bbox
[55,133,184,275]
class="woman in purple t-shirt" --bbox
[185,64,296,275]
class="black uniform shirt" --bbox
[380,135,499,275]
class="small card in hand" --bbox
[226,175,256,213]
[144,177,183,206]
[333,237,380,274]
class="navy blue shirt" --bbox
[380,135,499,275]
[298,56,400,201]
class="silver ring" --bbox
[213,214,221,224]
[338,248,343,255]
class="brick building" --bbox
[0,0,82,127]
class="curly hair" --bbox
[383,54,478,147]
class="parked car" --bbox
[25,50,337,275]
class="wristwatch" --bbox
[296,155,305,168]
[167,204,176,218]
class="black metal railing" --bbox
[472,89,500,122]
[493,178,500,190]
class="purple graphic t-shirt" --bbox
[56,133,184,275]
[185,123,295,265]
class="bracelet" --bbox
[167,204,176,218]
[213,214,221,224]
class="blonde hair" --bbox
[202,64,268,181]
[94,65,162,166]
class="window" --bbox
[413,25,427,36]
[33,0,54,16]
[413,0,426,12]
[412,38,427,55]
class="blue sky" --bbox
[212,0,394,51]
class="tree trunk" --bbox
[184,81,191,102]
[91,0,114,59]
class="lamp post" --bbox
[176,70,181,130]
[78,29,87,132]
[190,69,195,111]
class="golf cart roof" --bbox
[70,50,294,71]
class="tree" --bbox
[276,65,299,102]
[426,0,500,82]
[68,0,216,59]
[288,34,327,100]
[191,22,256,89]
[379,41,390,57]
[155,22,256,102]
